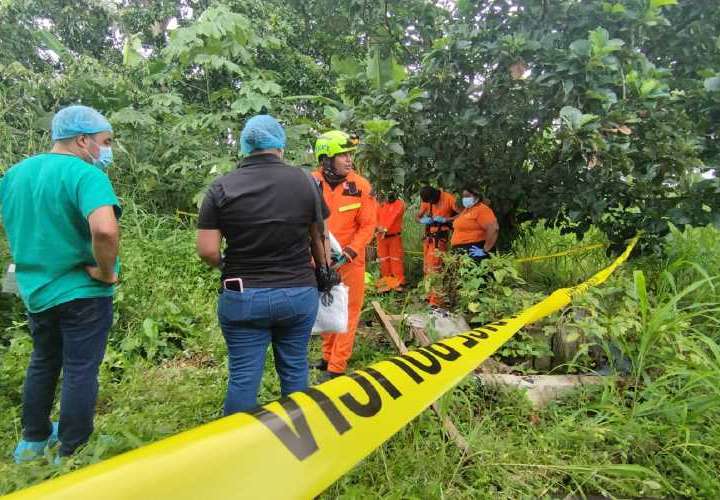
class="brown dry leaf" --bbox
[510,60,528,80]
[603,125,632,135]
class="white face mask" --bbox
[462,196,477,208]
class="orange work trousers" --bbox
[423,237,449,275]
[423,237,449,306]
[377,235,405,285]
[321,258,366,373]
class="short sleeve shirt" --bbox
[420,191,457,220]
[197,153,329,288]
[451,203,497,246]
[0,153,121,312]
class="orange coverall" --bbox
[376,199,406,287]
[312,170,377,373]
[418,191,458,305]
[418,191,458,275]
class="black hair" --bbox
[462,185,481,197]
[419,186,440,203]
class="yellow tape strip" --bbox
[6,237,638,500]
[405,243,606,261]
[513,243,606,263]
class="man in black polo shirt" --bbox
[196,114,330,413]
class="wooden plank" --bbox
[372,302,407,353]
[371,301,471,456]
[412,326,433,347]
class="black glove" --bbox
[316,264,340,305]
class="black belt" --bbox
[424,229,450,247]
[384,232,401,238]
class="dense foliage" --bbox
[1,0,720,497]
[1,0,718,246]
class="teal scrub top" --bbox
[0,153,121,313]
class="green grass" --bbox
[1,209,719,498]
[511,220,611,291]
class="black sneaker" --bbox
[312,359,328,371]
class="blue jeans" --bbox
[218,286,319,414]
[23,297,113,456]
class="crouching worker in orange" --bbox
[312,131,377,380]
[376,190,405,292]
[417,186,459,304]
[451,186,499,262]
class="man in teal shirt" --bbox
[0,105,121,462]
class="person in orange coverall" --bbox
[312,130,377,380]
[416,186,459,305]
[376,190,406,291]
[451,186,499,262]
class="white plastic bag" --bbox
[1,263,19,296]
[312,284,349,335]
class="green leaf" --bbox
[569,39,591,57]
[391,59,407,82]
[602,2,626,14]
[639,79,661,97]
[559,106,599,130]
[34,30,70,60]
[123,34,144,67]
[388,143,405,155]
[650,0,678,7]
[391,166,406,185]
[564,332,581,342]
[323,106,340,119]
[589,27,610,48]
[231,94,270,115]
[366,47,406,89]
[473,117,489,126]
[251,79,282,96]
[283,95,345,108]
[704,76,720,92]
[586,88,618,106]
[331,55,363,77]
[111,107,156,127]
[391,89,408,101]
[634,270,649,326]
[363,119,398,135]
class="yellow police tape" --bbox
[405,242,607,263]
[6,237,638,500]
[513,243,607,263]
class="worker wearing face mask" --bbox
[1,105,121,463]
[450,186,499,262]
[311,131,377,380]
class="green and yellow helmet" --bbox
[314,130,358,162]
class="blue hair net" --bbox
[51,105,113,141]
[240,115,286,155]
